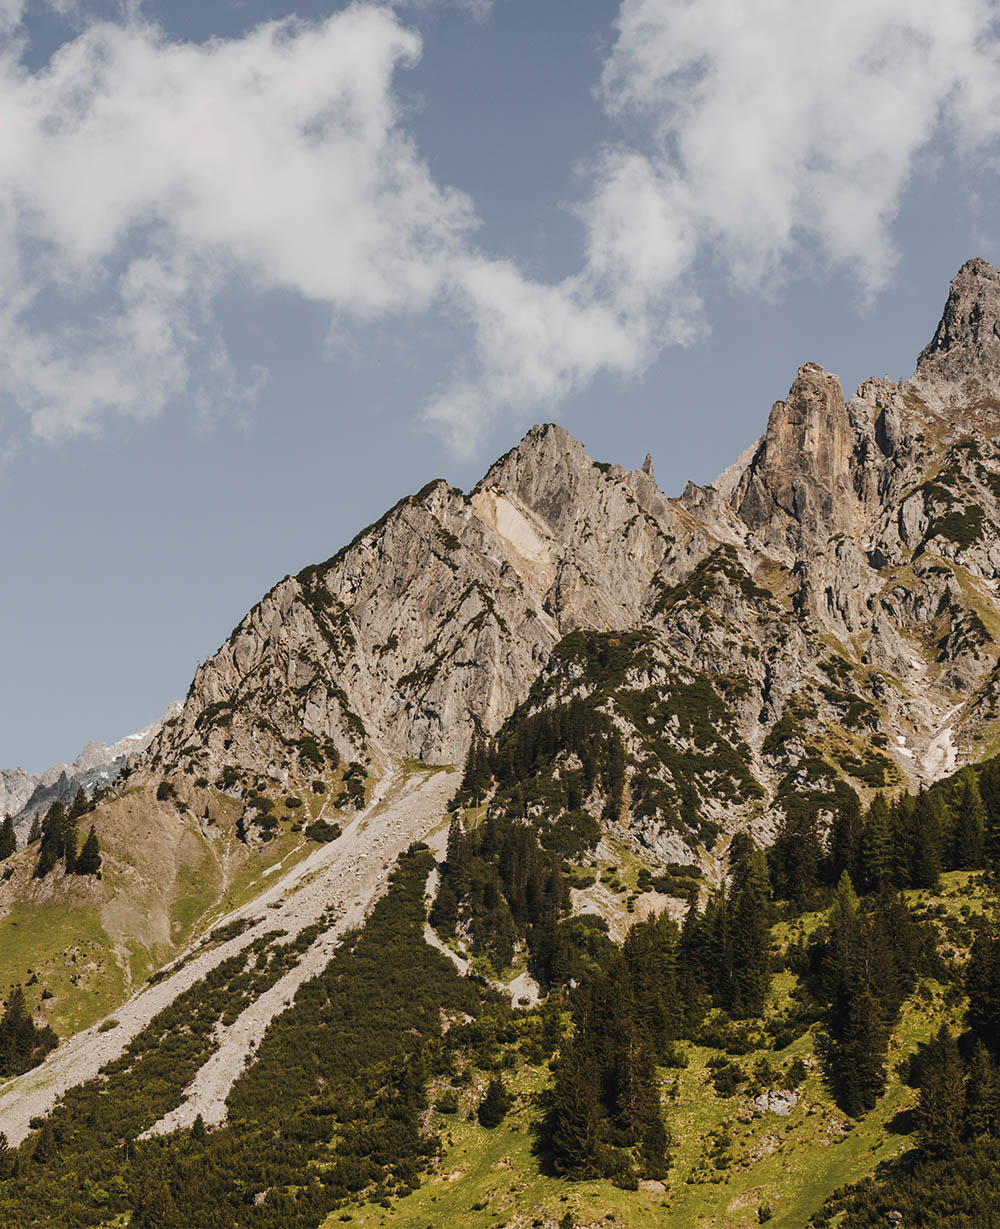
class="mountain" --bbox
[0,703,182,840]
[0,260,999,1228]
[130,257,1000,873]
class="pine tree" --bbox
[951,768,987,869]
[964,1041,1000,1139]
[768,807,822,905]
[0,815,15,861]
[75,826,102,876]
[34,801,74,878]
[548,1048,604,1177]
[910,790,942,889]
[429,875,458,936]
[830,791,863,885]
[26,812,40,844]
[967,930,1000,1052]
[834,983,887,1117]
[823,875,889,1116]
[859,794,893,890]
[728,871,770,1018]
[477,1076,512,1128]
[917,1025,965,1156]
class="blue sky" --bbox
[2,0,999,771]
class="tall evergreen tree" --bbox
[859,794,893,891]
[477,1076,511,1128]
[75,826,102,877]
[0,814,15,861]
[823,874,889,1116]
[830,790,863,885]
[834,983,888,1118]
[950,768,987,870]
[910,790,943,889]
[967,930,1000,1053]
[917,1025,965,1156]
[547,1045,604,1178]
[964,1041,1000,1139]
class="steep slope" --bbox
[2,261,1000,1229]
[119,260,1000,882]
[7,257,1000,1055]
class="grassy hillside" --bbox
[0,761,356,1044]
[331,872,993,1229]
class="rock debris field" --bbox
[0,766,456,1146]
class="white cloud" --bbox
[597,0,1000,295]
[0,5,477,440]
[429,0,1000,447]
[0,1,998,455]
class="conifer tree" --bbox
[830,791,863,885]
[889,793,916,885]
[964,1041,1000,1139]
[768,807,822,905]
[859,794,893,890]
[477,1077,511,1128]
[0,815,15,861]
[823,874,889,1116]
[950,768,987,869]
[917,1025,965,1156]
[26,812,40,844]
[834,983,887,1117]
[34,801,77,878]
[75,826,102,877]
[910,790,943,889]
[547,1047,604,1177]
[967,930,1000,1052]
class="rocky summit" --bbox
[136,256,1000,868]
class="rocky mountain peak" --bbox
[914,256,1000,399]
[732,361,857,549]
[479,422,597,534]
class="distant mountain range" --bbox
[0,702,181,837]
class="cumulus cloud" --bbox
[0,0,998,455]
[0,5,476,441]
[596,0,1000,297]
[431,0,1000,446]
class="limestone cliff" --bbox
[134,258,1000,866]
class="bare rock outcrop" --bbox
[133,259,1000,848]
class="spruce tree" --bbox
[830,791,863,885]
[548,1048,604,1177]
[967,930,1000,1052]
[859,794,893,890]
[0,815,15,861]
[477,1076,511,1128]
[910,790,942,889]
[834,983,887,1117]
[951,768,987,869]
[964,1041,1000,1138]
[917,1025,965,1156]
[26,812,40,844]
[75,826,102,876]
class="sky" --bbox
[2,0,1000,772]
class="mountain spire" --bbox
[914,257,1000,397]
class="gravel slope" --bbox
[0,765,455,1147]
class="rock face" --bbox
[735,362,859,549]
[137,259,1000,864]
[914,257,1000,401]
